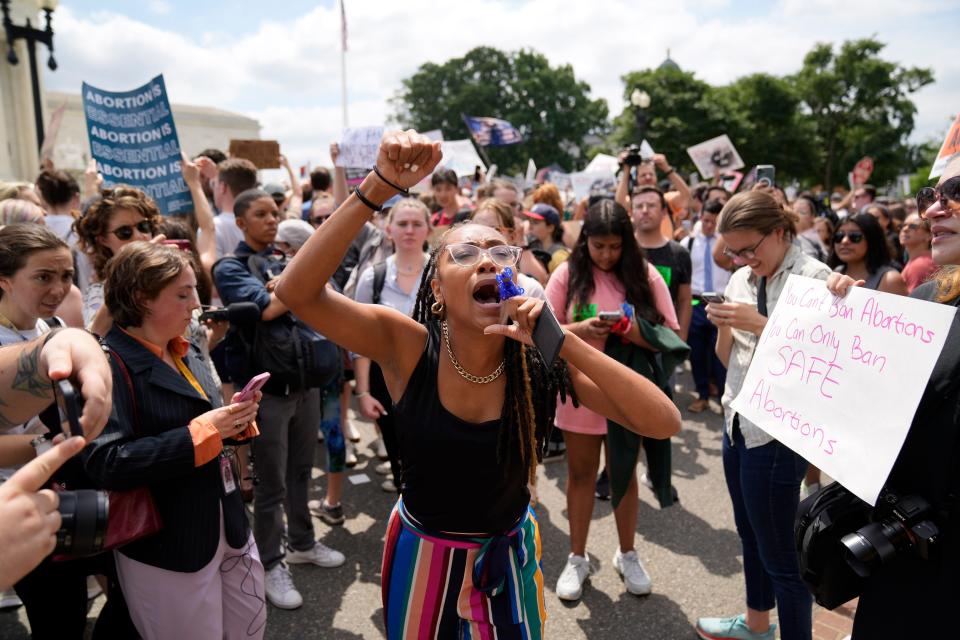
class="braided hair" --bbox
[412,224,576,484]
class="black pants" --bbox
[14,553,138,639]
[369,362,402,491]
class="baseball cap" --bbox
[263,183,286,204]
[275,219,314,250]
[525,203,561,227]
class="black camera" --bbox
[840,492,939,578]
[55,490,109,556]
[198,301,261,325]
[621,144,646,167]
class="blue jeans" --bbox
[319,379,346,473]
[722,421,812,640]
[689,303,726,400]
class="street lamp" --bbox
[630,88,650,143]
[2,0,58,152]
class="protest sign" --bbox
[335,126,384,168]
[40,101,67,166]
[639,139,655,160]
[929,113,960,180]
[852,156,874,186]
[439,139,486,177]
[229,139,280,169]
[525,158,537,187]
[584,153,619,175]
[686,134,744,179]
[729,275,957,504]
[570,171,616,202]
[82,74,191,216]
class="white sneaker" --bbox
[613,549,652,595]
[344,420,361,443]
[374,437,388,460]
[375,461,392,475]
[286,541,346,568]
[555,553,590,601]
[639,472,654,491]
[381,478,397,493]
[344,440,358,467]
[265,563,303,610]
[0,589,22,609]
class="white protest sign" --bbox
[569,171,616,202]
[336,126,384,168]
[584,153,619,175]
[929,113,960,180]
[439,139,486,177]
[729,275,957,505]
[640,139,655,159]
[686,134,744,179]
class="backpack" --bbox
[372,261,387,305]
[219,252,339,393]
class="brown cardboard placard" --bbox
[229,139,280,169]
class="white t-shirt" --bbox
[215,211,243,259]
[44,214,78,248]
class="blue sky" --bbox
[44,0,960,175]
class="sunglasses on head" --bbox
[108,220,152,240]
[917,175,960,218]
[833,231,865,244]
[446,243,521,268]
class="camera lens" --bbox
[55,490,109,556]
[841,522,898,578]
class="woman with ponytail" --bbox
[276,131,680,639]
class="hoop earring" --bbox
[431,301,445,318]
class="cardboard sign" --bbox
[82,74,191,216]
[229,139,280,169]
[336,126,385,168]
[930,113,960,180]
[729,275,957,505]
[686,134,745,179]
[852,156,874,186]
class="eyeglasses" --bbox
[833,231,865,244]
[446,243,522,268]
[722,232,770,262]
[107,220,152,240]
[917,176,960,218]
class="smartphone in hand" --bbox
[236,372,271,402]
[701,292,726,305]
[52,379,83,437]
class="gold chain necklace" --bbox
[441,320,504,384]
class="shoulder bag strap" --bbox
[372,261,388,305]
[102,343,140,436]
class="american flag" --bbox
[462,115,524,147]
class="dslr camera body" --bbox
[621,144,647,167]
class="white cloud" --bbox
[44,1,960,175]
[147,0,171,16]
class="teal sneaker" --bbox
[695,614,777,640]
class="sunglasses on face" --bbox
[108,220,152,240]
[917,176,960,218]
[446,243,522,268]
[722,232,770,262]
[833,231,865,244]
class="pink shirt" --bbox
[901,254,937,294]
[545,261,679,434]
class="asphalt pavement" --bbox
[0,367,762,639]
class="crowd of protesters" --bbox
[0,124,957,640]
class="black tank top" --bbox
[395,322,529,534]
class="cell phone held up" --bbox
[756,164,776,187]
[52,378,83,437]
[532,304,565,368]
[597,310,624,322]
[701,292,726,305]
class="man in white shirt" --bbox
[211,158,258,259]
[684,201,731,413]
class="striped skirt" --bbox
[381,499,546,640]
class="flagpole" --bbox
[340,0,348,128]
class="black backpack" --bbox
[219,253,339,394]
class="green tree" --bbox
[391,47,609,173]
[793,38,934,190]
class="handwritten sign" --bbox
[82,74,191,216]
[229,139,280,169]
[686,134,744,179]
[729,275,956,505]
[930,112,960,180]
[335,126,384,168]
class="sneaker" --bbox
[287,541,346,568]
[264,563,303,610]
[344,420,361,443]
[0,589,21,609]
[374,437,389,460]
[309,499,345,526]
[375,461,392,475]
[688,398,709,413]
[695,614,776,640]
[612,549,652,595]
[709,401,724,415]
[381,478,397,493]
[595,469,611,501]
[555,553,590,601]
[344,440,358,468]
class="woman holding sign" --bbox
[275,130,680,639]
[696,190,831,640]
[827,158,960,639]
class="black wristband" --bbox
[353,185,383,212]
[371,166,410,197]
[664,167,676,176]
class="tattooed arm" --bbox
[0,329,112,439]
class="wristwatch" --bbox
[31,434,54,457]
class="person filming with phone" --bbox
[82,242,266,639]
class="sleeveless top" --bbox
[835,263,896,291]
[394,322,529,534]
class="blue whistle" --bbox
[496,267,525,301]
[621,302,635,319]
